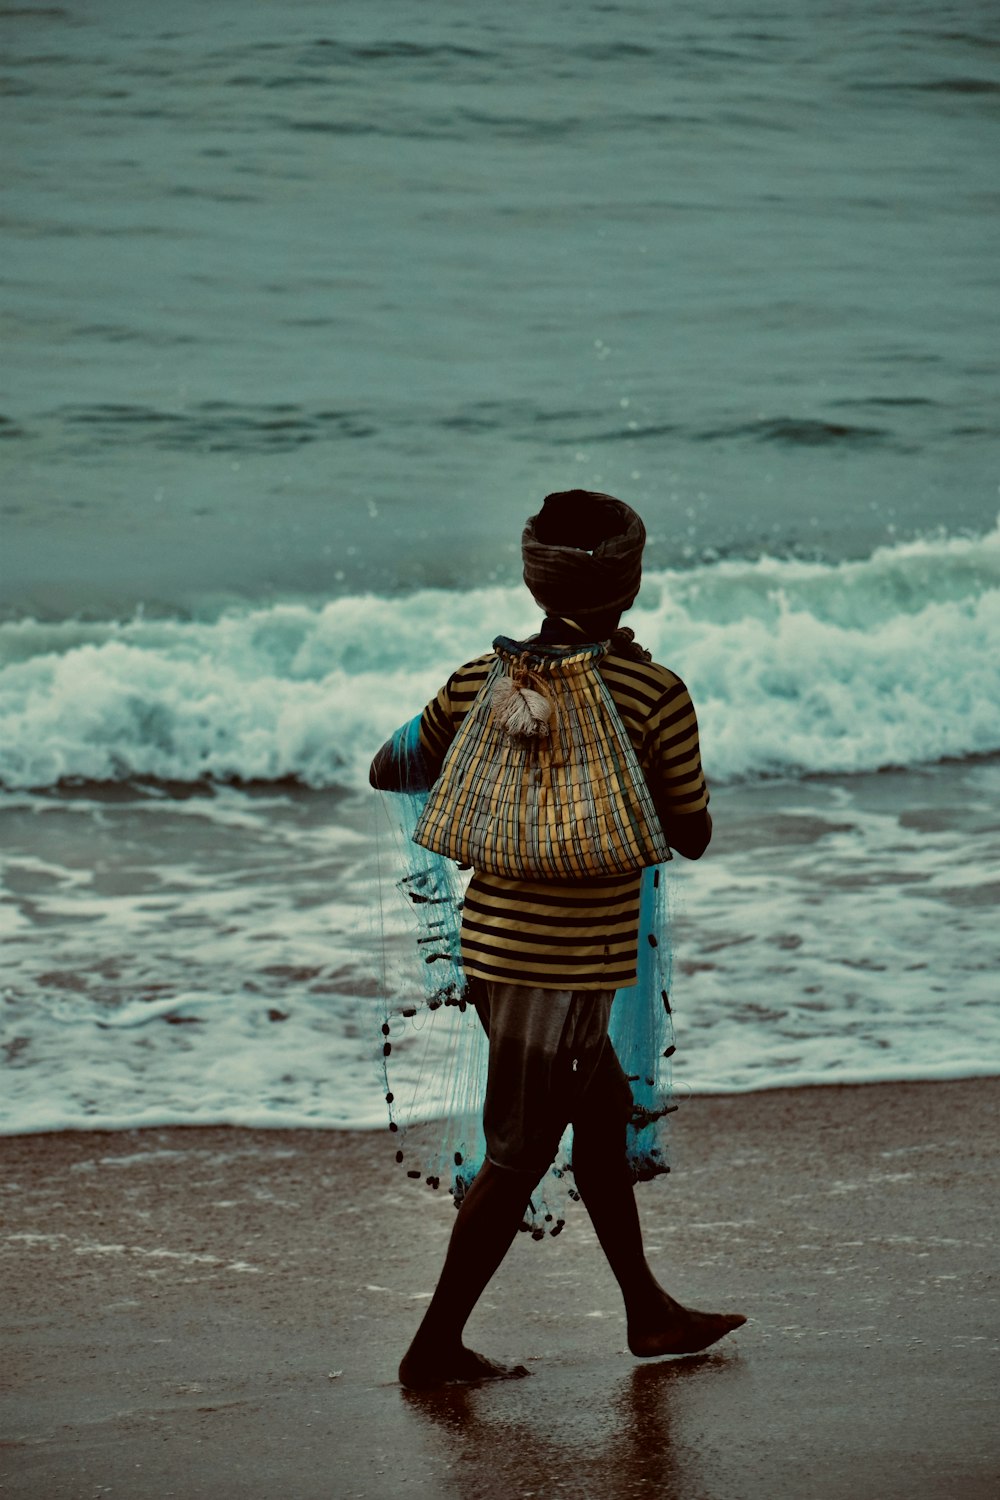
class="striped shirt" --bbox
[418,631,709,990]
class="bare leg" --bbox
[398,1159,538,1389]
[572,1115,746,1357]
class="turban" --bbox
[521,490,646,618]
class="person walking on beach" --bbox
[370,490,745,1388]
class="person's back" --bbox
[370,489,743,1387]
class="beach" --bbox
[3,4,1000,1495]
[3,1,999,1146]
[3,1078,997,1499]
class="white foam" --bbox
[1,522,998,789]
[1,542,998,1134]
[1,767,997,1135]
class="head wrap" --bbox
[522,490,646,618]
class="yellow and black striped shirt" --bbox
[418,635,709,990]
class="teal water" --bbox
[2,0,998,1132]
[3,0,999,617]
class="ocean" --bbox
[2,0,998,1135]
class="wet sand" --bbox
[2,1079,998,1499]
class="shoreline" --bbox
[2,1077,998,1498]
[0,1056,995,1134]
[5,1063,1000,1138]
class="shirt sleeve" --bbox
[641,676,709,814]
[418,652,495,774]
[418,678,457,774]
[368,684,454,791]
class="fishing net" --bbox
[371,711,676,1237]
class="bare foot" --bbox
[398,1343,530,1390]
[628,1295,746,1358]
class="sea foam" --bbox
[2,524,998,791]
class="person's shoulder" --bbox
[440,649,497,712]
[465,648,498,670]
[450,649,496,684]
[602,645,690,703]
[642,657,689,694]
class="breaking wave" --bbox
[2,523,998,791]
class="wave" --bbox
[1,524,998,792]
[8,398,956,456]
[48,402,376,454]
[696,417,900,448]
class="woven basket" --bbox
[412,638,670,879]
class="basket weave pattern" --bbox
[413,640,670,879]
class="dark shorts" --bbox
[469,977,633,1176]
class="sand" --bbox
[2,1079,998,1499]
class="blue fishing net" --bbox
[372,713,676,1236]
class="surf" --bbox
[1,522,998,792]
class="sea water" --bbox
[2,0,999,1132]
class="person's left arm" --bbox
[369,677,456,793]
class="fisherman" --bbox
[370,490,745,1388]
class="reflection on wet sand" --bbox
[401,1350,744,1498]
